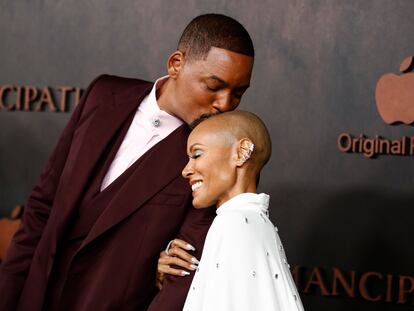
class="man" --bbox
[0,14,254,311]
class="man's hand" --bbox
[156,239,200,290]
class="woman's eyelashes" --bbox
[190,149,203,159]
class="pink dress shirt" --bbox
[101,76,183,190]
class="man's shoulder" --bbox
[76,75,154,117]
[90,74,153,93]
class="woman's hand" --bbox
[156,239,200,290]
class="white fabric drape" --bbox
[183,193,304,311]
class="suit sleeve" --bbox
[0,75,103,311]
[146,205,216,311]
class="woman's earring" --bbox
[248,143,255,152]
[240,143,254,164]
[241,153,250,162]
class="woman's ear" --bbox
[167,50,185,79]
[236,138,255,167]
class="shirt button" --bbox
[151,117,161,127]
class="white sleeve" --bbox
[184,211,304,311]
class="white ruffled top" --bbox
[183,192,304,311]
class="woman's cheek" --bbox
[215,169,234,187]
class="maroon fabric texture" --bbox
[43,99,137,310]
[146,206,216,311]
[0,75,214,311]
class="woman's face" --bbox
[182,124,238,208]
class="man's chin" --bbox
[189,112,220,129]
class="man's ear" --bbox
[167,50,185,79]
[236,138,255,167]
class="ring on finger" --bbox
[165,240,174,256]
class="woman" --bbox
[165,111,304,311]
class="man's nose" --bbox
[212,92,234,112]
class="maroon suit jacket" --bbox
[0,75,215,311]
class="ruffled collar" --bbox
[216,193,270,215]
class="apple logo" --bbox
[375,56,414,125]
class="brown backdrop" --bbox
[1,1,414,310]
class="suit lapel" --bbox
[54,81,153,240]
[78,124,190,251]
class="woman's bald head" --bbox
[191,111,272,174]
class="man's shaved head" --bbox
[192,111,272,176]
[178,13,254,61]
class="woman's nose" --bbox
[182,160,193,178]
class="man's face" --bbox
[170,47,253,125]
[182,121,238,208]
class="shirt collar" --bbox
[139,75,183,129]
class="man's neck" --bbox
[156,78,175,116]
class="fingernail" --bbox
[186,244,196,251]
[181,271,190,276]
[190,264,197,270]
[191,257,200,264]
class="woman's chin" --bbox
[192,198,212,209]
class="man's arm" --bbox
[156,238,202,290]
[0,76,101,310]
[147,205,215,311]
